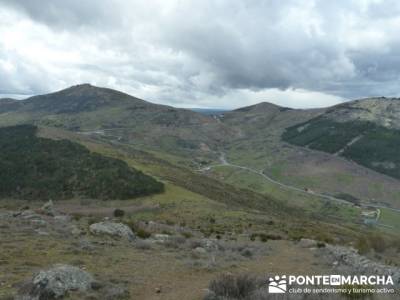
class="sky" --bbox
[0,0,400,109]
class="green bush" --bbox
[136,228,152,239]
[113,209,125,218]
[356,236,370,255]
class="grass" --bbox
[208,165,361,223]
[379,207,400,230]
[35,126,397,249]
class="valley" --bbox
[1,85,400,299]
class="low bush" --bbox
[113,209,125,218]
[181,231,193,239]
[136,228,151,239]
[133,240,152,250]
[206,274,258,300]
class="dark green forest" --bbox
[0,125,164,200]
[282,117,400,179]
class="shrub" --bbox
[113,209,125,218]
[206,274,257,299]
[356,236,370,255]
[369,233,386,253]
[136,228,151,239]
[181,231,193,239]
[124,220,137,232]
[87,216,101,226]
[71,213,82,221]
[164,236,186,249]
[240,248,253,258]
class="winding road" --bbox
[199,152,400,223]
[201,152,351,205]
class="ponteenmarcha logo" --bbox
[268,275,287,293]
[267,274,394,294]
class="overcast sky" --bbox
[1,0,400,109]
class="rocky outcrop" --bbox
[17,264,94,299]
[89,221,135,241]
[322,244,400,284]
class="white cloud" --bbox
[0,0,399,108]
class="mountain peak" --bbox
[17,84,150,115]
[234,101,291,113]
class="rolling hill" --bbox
[218,100,400,209]
[0,84,234,163]
[282,98,400,179]
[2,85,400,208]
[0,124,164,200]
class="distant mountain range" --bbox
[1,84,400,207]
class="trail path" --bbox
[199,152,400,221]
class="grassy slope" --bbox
[38,127,371,244]
[221,108,400,209]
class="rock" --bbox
[89,222,135,241]
[17,264,94,299]
[152,234,170,242]
[104,285,130,300]
[194,247,207,254]
[201,239,220,251]
[78,239,96,252]
[41,200,55,216]
[321,244,400,284]
[20,210,42,220]
[34,229,49,236]
[54,215,71,223]
[30,219,47,227]
[298,238,318,248]
[71,225,84,236]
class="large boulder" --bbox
[89,221,135,241]
[17,264,94,299]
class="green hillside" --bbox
[282,117,400,179]
[0,125,164,200]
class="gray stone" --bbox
[71,225,84,236]
[41,200,55,216]
[298,238,318,248]
[201,239,220,251]
[54,215,71,223]
[34,229,49,236]
[152,234,170,242]
[89,222,135,241]
[20,210,42,220]
[30,219,47,226]
[17,264,94,299]
[322,244,400,284]
[193,247,207,254]
[104,285,130,300]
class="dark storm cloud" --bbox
[1,0,400,108]
[0,0,123,29]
